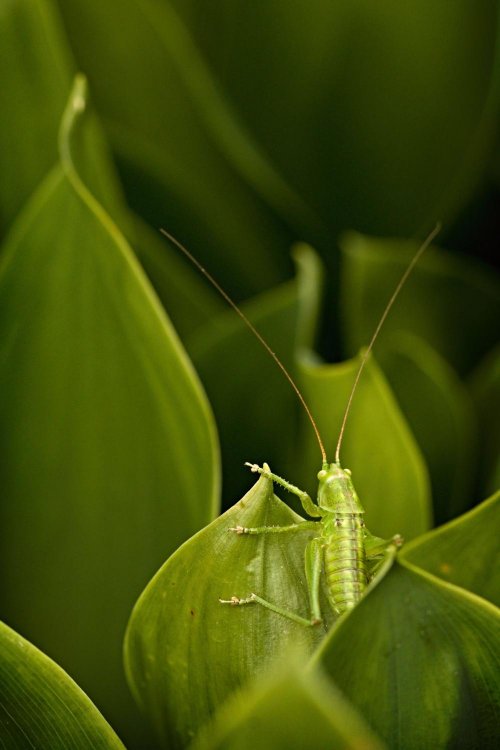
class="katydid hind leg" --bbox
[305,538,323,625]
[219,592,320,627]
[230,521,318,535]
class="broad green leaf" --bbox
[401,492,500,607]
[192,658,385,750]
[316,558,500,749]
[379,332,477,523]
[0,0,74,231]
[55,0,310,296]
[295,354,431,541]
[0,621,125,749]
[340,232,500,375]
[172,0,500,237]
[0,77,218,746]
[124,471,334,749]
[469,346,500,496]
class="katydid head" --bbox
[316,463,365,513]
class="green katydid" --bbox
[161,225,440,625]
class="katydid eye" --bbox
[344,468,352,476]
[317,469,327,480]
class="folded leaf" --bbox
[0,620,125,749]
[316,558,500,749]
[401,491,500,607]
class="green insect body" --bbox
[222,461,401,625]
[319,464,369,615]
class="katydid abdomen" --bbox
[323,514,368,614]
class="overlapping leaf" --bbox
[0,621,125,749]
[316,558,500,749]
[191,658,385,750]
[0,76,218,746]
[401,491,500,607]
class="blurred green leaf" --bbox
[401,491,500,607]
[379,332,477,523]
[192,657,385,750]
[125,471,334,749]
[0,620,125,749]
[55,0,306,296]
[316,558,500,749]
[340,232,500,374]
[0,76,218,746]
[0,0,74,232]
[187,245,323,508]
[131,217,224,341]
[295,354,431,541]
[172,0,500,237]
[469,346,500,495]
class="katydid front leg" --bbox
[245,462,324,519]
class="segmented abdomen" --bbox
[324,514,368,615]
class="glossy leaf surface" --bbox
[0,621,125,749]
[317,558,500,749]
[0,77,218,744]
[125,472,334,748]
